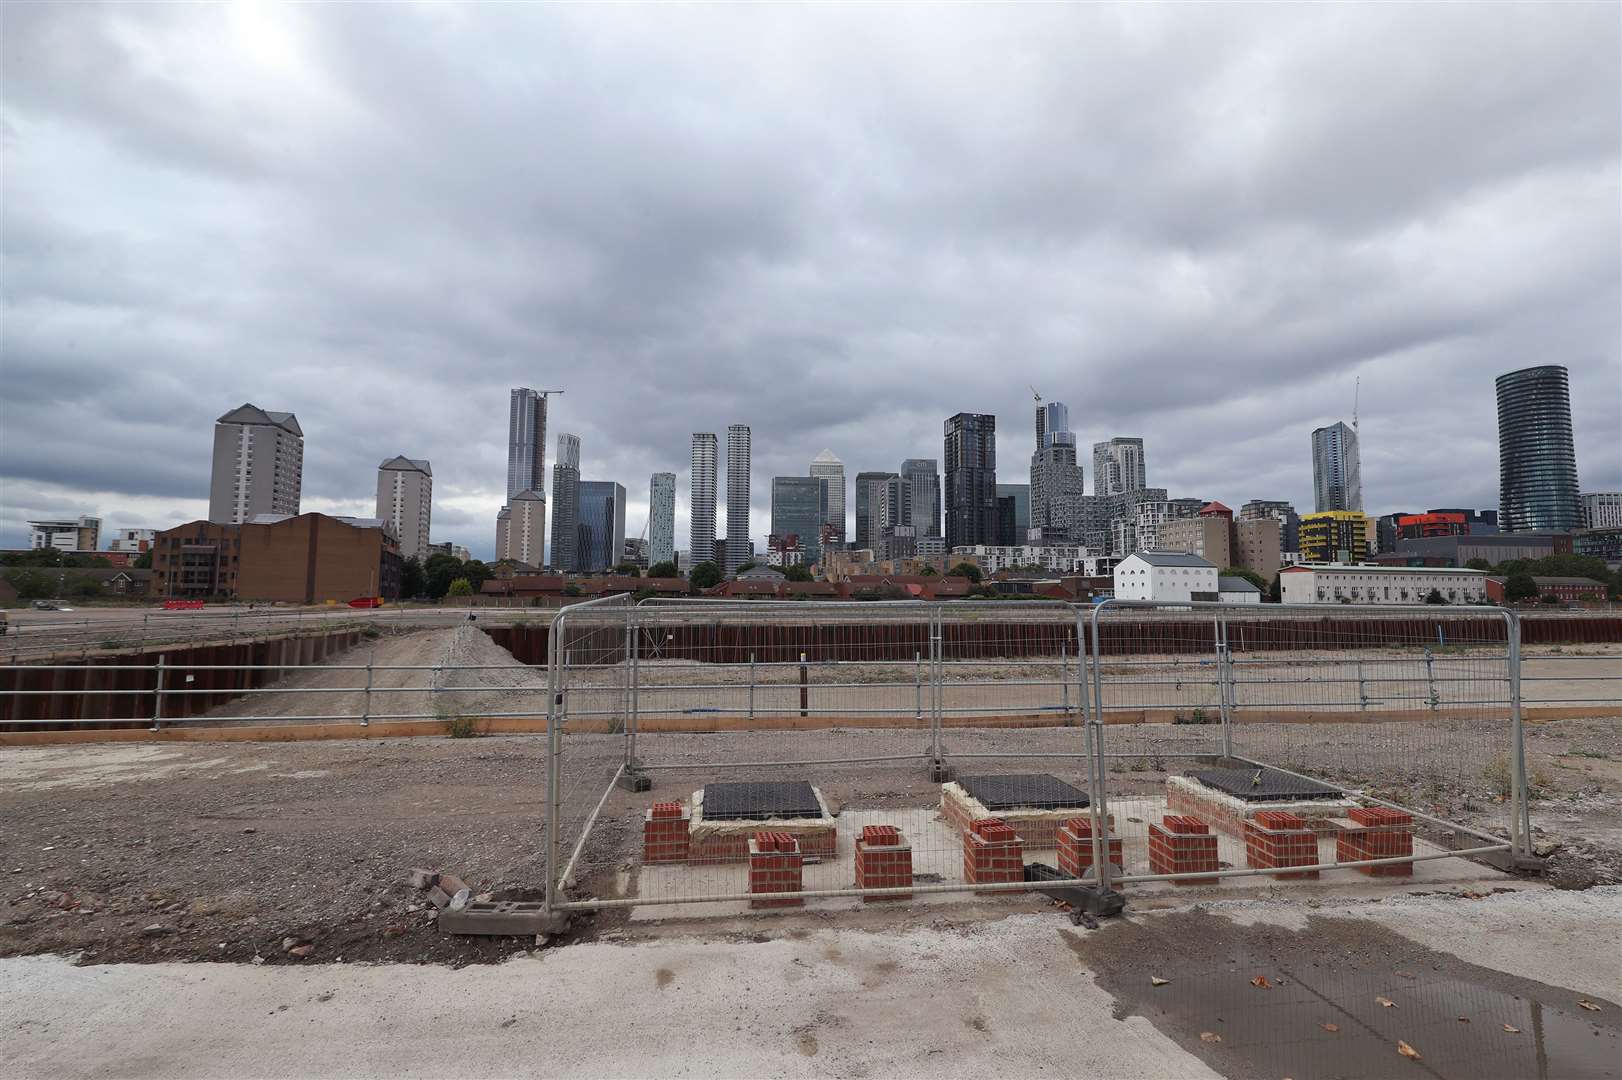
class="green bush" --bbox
[447,715,480,739]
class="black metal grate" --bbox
[701,781,823,821]
[958,774,1089,811]
[1188,767,1342,802]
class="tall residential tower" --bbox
[724,424,752,574]
[648,472,677,567]
[689,433,718,567]
[944,413,998,548]
[375,456,432,562]
[209,404,304,524]
[1311,421,1363,513]
[1497,365,1580,532]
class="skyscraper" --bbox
[1311,421,1363,513]
[724,424,752,574]
[1497,365,1581,533]
[690,433,718,567]
[1092,437,1146,497]
[900,458,941,538]
[549,434,582,571]
[770,476,824,566]
[1030,402,1082,544]
[376,456,432,562]
[648,472,676,567]
[944,413,998,548]
[854,471,901,550]
[996,483,1030,545]
[809,449,846,542]
[577,481,627,572]
[208,404,303,524]
[506,389,549,500]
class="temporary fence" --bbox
[537,598,1566,922]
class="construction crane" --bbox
[1030,384,1042,405]
[1352,376,1360,433]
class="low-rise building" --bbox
[1113,552,1219,603]
[1217,575,1262,604]
[950,544,1088,575]
[106,528,156,554]
[28,516,101,553]
[1279,564,1488,605]
[1530,576,1609,602]
[1159,517,1230,570]
[153,513,401,603]
[1299,510,1373,564]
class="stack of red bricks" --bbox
[963,817,1025,886]
[1243,810,1321,880]
[643,801,690,864]
[748,831,804,908]
[1056,815,1122,879]
[854,825,913,902]
[1148,815,1220,885]
[1334,807,1414,876]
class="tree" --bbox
[919,565,938,576]
[66,574,104,599]
[445,578,474,598]
[1267,574,1282,603]
[4,568,56,599]
[647,561,678,579]
[612,563,641,577]
[461,560,493,592]
[1220,567,1268,592]
[736,561,758,574]
[689,561,722,590]
[1464,557,1492,571]
[948,562,983,584]
[783,564,813,582]
[133,550,153,570]
[1540,593,1562,605]
[1423,588,1446,605]
[400,557,426,599]
[1504,574,1538,603]
[0,548,63,568]
[423,553,465,599]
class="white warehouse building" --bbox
[1113,551,1219,602]
[1279,564,1489,605]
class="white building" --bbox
[1279,564,1489,605]
[105,527,155,553]
[951,544,1088,575]
[1113,551,1219,602]
[28,516,101,552]
[376,456,433,562]
[1581,492,1622,530]
[1217,575,1262,604]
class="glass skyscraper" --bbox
[1497,365,1580,532]
[944,413,998,548]
[576,481,626,572]
[1311,421,1362,513]
[770,476,824,565]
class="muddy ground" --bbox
[3,707,1621,967]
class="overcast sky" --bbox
[3,3,1619,559]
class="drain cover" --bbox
[701,781,822,821]
[958,774,1089,811]
[1188,767,1342,802]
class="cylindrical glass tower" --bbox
[1496,365,1580,533]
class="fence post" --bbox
[149,655,167,733]
[1356,659,1367,711]
[1087,602,1112,892]
[929,606,946,776]
[361,648,375,727]
[1506,612,1533,860]
[914,650,921,724]
[626,607,641,773]
[749,652,756,722]
[1424,646,1438,711]
[799,651,808,718]
[1061,638,1071,722]
[1216,613,1234,759]
[543,605,566,933]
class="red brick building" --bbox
[154,514,401,603]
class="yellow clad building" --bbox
[1299,510,1374,564]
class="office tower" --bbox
[1311,421,1363,513]
[724,425,752,574]
[577,481,627,572]
[901,458,941,538]
[1239,499,1301,553]
[944,413,998,548]
[506,388,550,500]
[208,404,304,524]
[1497,366,1581,532]
[690,433,718,567]
[1029,403,1082,544]
[809,449,846,542]
[649,472,677,566]
[854,471,901,550]
[771,476,824,566]
[1092,437,1146,497]
[549,434,582,571]
[376,456,432,562]
[996,484,1030,545]
[507,489,546,566]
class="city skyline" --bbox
[3,6,1619,556]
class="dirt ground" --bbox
[3,705,1621,968]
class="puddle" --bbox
[1071,912,1620,1080]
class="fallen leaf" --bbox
[1251,975,1273,989]
[1377,996,1398,1008]
[1150,976,1169,986]
[1578,1000,1601,1012]
[1200,1032,1222,1043]
[1502,1024,1520,1034]
[1321,1023,1339,1033]
[1398,1041,1421,1061]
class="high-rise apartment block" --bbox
[1239,500,1301,554]
[1092,437,1146,497]
[690,433,718,567]
[549,434,582,571]
[209,404,304,524]
[771,476,824,566]
[505,489,546,566]
[724,425,752,574]
[376,456,433,562]
[1497,366,1581,532]
[1030,403,1082,545]
[809,450,846,542]
[1311,421,1363,513]
[506,388,550,500]
[901,458,941,539]
[945,413,998,548]
[1581,493,1622,530]
[577,481,627,572]
[649,472,677,567]
[854,471,902,551]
